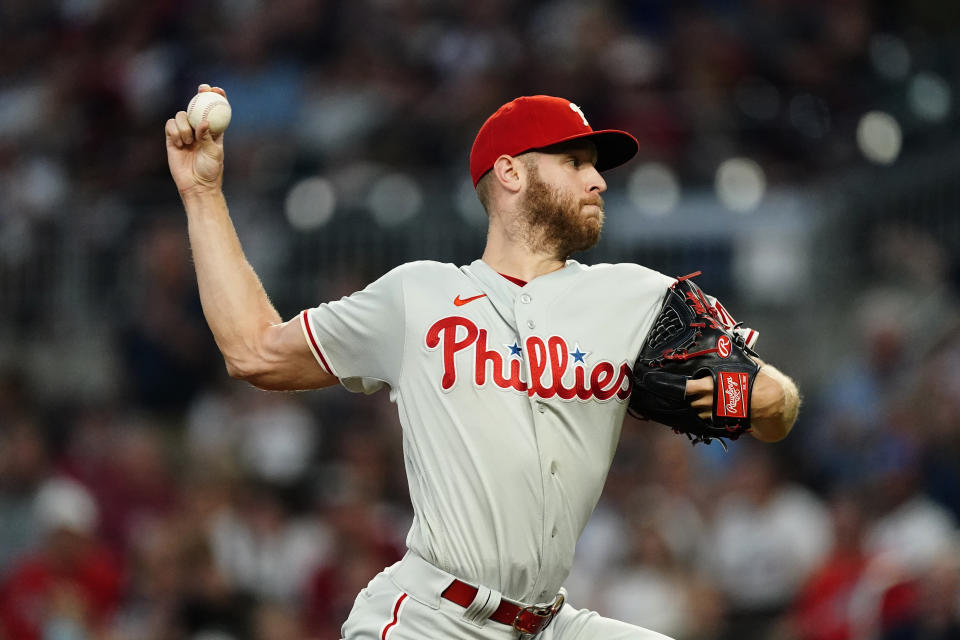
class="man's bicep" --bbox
[253,317,339,391]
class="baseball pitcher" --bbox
[165,87,800,639]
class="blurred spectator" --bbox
[58,412,178,557]
[864,438,957,573]
[110,468,242,640]
[111,519,189,640]
[176,531,255,640]
[563,497,630,607]
[0,476,122,640]
[303,496,405,639]
[302,429,406,637]
[788,491,872,640]
[187,385,320,485]
[0,416,49,571]
[0,367,32,424]
[596,492,724,640]
[706,443,832,640]
[847,543,960,640]
[907,328,960,521]
[253,600,307,640]
[209,478,330,603]
[880,547,960,640]
[119,218,220,414]
[802,290,912,490]
[82,418,176,556]
[643,430,713,563]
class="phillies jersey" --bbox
[300,259,755,605]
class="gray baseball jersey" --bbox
[301,258,755,606]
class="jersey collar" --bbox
[461,259,584,335]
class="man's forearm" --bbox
[181,189,281,377]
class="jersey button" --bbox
[550,461,558,474]
[537,402,546,414]
[527,320,536,329]
[551,527,558,538]
[520,293,532,304]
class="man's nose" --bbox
[587,166,607,194]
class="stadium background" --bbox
[2,1,960,638]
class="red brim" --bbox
[534,129,639,172]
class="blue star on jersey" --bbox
[570,344,588,364]
[506,341,523,357]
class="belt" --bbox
[441,579,565,635]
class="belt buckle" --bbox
[513,592,565,637]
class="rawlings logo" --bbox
[724,376,741,411]
[717,335,731,358]
[716,371,749,418]
[425,316,632,402]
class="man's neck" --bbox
[480,244,566,283]
[482,206,568,281]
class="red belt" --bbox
[441,579,564,635]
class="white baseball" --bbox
[186,91,232,134]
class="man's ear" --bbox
[492,155,525,195]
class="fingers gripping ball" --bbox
[187,91,232,134]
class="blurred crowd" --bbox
[1,0,957,285]
[3,0,960,639]
[4,282,960,640]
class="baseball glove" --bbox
[629,272,760,448]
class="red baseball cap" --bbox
[469,95,639,187]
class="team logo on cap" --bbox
[569,102,589,126]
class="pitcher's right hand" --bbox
[165,84,226,197]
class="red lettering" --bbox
[474,330,527,391]
[474,329,501,386]
[426,317,630,402]
[507,358,527,391]
[575,366,591,400]
[425,316,479,390]
[615,363,633,399]
[526,336,553,398]
[548,337,578,400]
[590,362,618,400]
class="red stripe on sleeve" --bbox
[300,310,334,375]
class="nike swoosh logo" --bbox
[454,293,487,306]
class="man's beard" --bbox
[518,166,604,260]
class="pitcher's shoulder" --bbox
[379,261,477,296]
[576,262,675,289]
[386,260,463,279]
